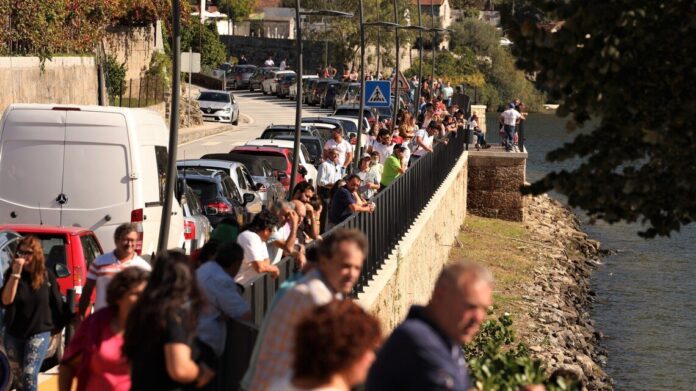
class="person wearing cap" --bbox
[356,153,381,201]
[500,103,522,152]
[380,145,407,190]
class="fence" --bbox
[109,76,167,108]
[215,128,468,390]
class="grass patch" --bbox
[450,215,545,337]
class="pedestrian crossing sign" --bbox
[364,81,391,107]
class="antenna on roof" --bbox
[38,202,44,225]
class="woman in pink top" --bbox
[58,267,149,391]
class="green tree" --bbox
[181,21,227,70]
[217,0,255,23]
[104,55,127,98]
[511,0,695,237]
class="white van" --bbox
[0,104,184,258]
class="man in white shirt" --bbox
[441,81,454,107]
[410,122,436,166]
[500,103,522,152]
[369,129,394,164]
[78,223,151,317]
[264,56,275,67]
[267,200,301,265]
[236,210,280,283]
[323,128,353,171]
[279,58,287,70]
[316,149,343,232]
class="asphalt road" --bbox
[179,90,333,159]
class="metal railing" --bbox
[110,76,168,108]
[215,129,467,390]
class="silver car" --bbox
[177,159,264,215]
[197,90,240,125]
[175,182,212,254]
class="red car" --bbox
[0,224,102,306]
[231,145,308,191]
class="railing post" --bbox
[518,122,525,152]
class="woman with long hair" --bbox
[59,267,149,391]
[123,251,213,391]
[269,300,382,391]
[1,236,63,391]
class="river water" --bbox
[486,113,696,390]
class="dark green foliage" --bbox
[217,0,255,23]
[105,55,127,98]
[465,313,578,390]
[510,0,696,237]
[181,22,227,70]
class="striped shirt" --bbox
[87,252,151,311]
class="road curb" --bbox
[178,124,231,145]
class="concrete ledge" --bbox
[357,151,469,332]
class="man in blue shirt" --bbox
[366,262,493,391]
[328,174,375,226]
[196,241,252,362]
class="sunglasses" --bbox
[15,249,33,257]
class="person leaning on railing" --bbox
[380,145,407,191]
[328,175,376,227]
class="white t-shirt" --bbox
[401,145,411,165]
[371,141,394,164]
[412,129,434,157]
[237,230,270,277]
[323,138,352,167]
[87,252,151,311]
[501,108,521,126]
[264,59,275,67]
[267,223,292,265]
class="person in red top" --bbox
[58,267,149,391]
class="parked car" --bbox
[335,82,360,108]
[249,67,279,92]
[289,75,318,100]
[197,90,240,125]
[228,64,258,90]
[262,70,296,95]
[308,79,333,106]
[259,124,324,140]
[177,160,264,216]
[328,115,370,140]
[177,169,248,228]
[273,135,324,167]
[320,81,341,109]
[212,62,234,79]
[232,145,305,192]
[174,182,211,255]
[303,78,320,104]
[301,117,347,139]
[242,139,318,186]
[200,153,286,207]
[0,104,184,259]
[277,74,297,98]
[333,107,377,125]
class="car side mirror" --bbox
[55,263,70,278]
[255,183,266,191]
[243,193,256,204]
[205,206,219,215]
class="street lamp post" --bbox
[392,0,400,131]
[290,7,353,194]
[417,0,423,118]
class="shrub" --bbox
[104,55,127,99]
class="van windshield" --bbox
[198,92,230,103]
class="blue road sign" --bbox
[364,81,391,108]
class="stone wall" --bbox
[357,151,468,331]
[471,104,487,132]
[467,151,527,221]
[103,24,164,81]
[0,57,98,114]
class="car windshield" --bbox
[186,179,220,204]
[236,152,287,171]
[334,120,357,134]
[198,92,229,103]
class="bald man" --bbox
[366,262,493,391]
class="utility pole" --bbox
[391,0,399,130]
[416,0,423,118]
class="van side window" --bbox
[155,146,168,203]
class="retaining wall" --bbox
[0,57,98,114]
[467,151,527,221]
[357,151,468,331]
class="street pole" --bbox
[353,0,366,172]
[188,47,192,127]
[158,0,181,253]
[391,0,400,130]
[416,0,423,118]
[430,2,435,93]
[376,28,381,78]
[289,0,303,197]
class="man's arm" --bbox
[252,259,280,278]
[77,278,96,318]
[216,278,252,321]
[344,145,353,169]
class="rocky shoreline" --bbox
[521,195,613,390]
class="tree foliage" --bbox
[510,0,696,237]
[217,0,256,23]
[449,19,545,111]
[181,22,227,70]
[104,54,127,98]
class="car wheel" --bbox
[232,113,239,126]
[0,345,12,391]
